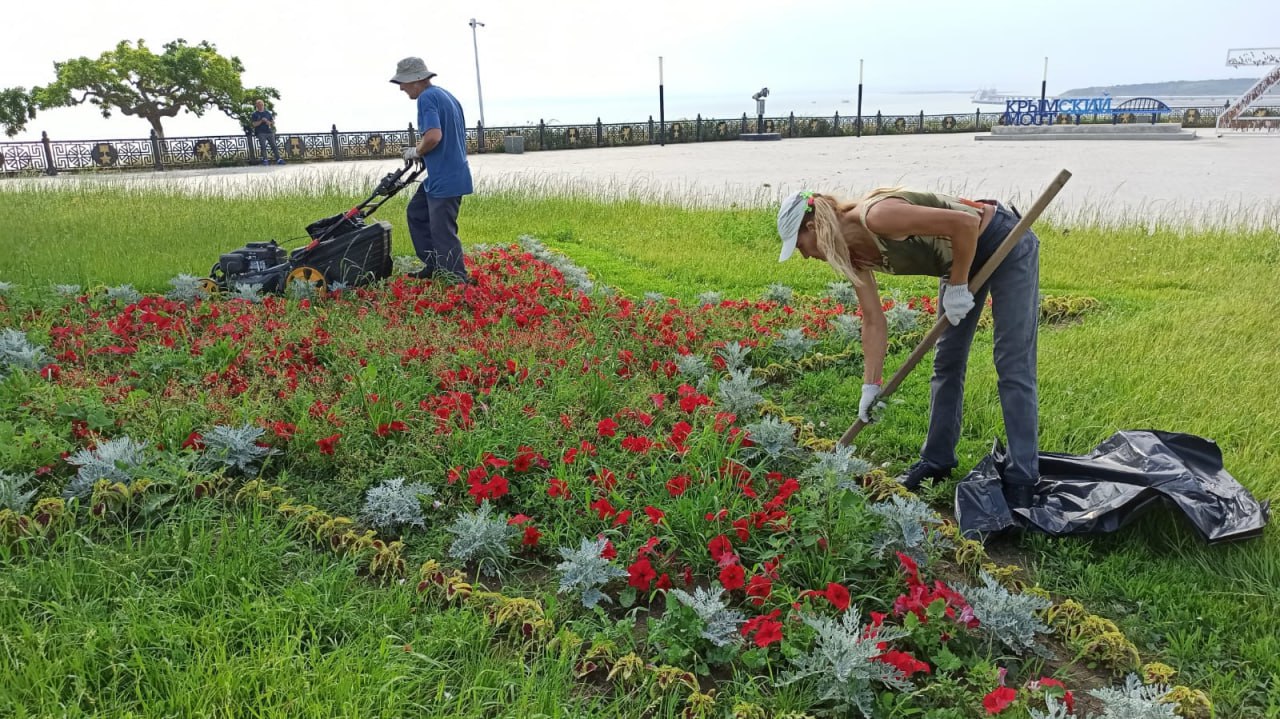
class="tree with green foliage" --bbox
[2,39,278,139]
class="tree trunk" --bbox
[145,114,166,140]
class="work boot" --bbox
[896,460,955,491]
[1003,482,1036,510]
[276,158,285,165]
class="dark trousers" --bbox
[921,204,1041,486]
[406,189,468,282]
[255,131,281,161]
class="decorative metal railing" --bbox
[2,104,1275,176]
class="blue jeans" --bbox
[921,204,1040,486]
[406,189,468,283]
[255,131,281,161]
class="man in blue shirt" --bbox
[390,57,473,284]
[250,100,284,165]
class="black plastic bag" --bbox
[955,430,1270,543]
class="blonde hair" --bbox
[808,192,893,288]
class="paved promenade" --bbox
[13,130,1280,227]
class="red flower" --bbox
[1032,678,1074,714]
[596,417,618,437]
[656,573,673,590]
[522,525,542,546]
[590,497,617,519]
[746,575,773,605]
[628,557,657,590]
[983,687,1017,715]
[599,539,617,560]
[808,582,851,611]
[375,420,408,437]
[875,650,931,678]
[897,551,922,585]
[740,609,784,648]
[269,421,297,440]
[40,363,62,380]
[316,433,341,455]
[611,509,633,527]
[181,431,205,450]
[547,477,570,499]
[665,475,689,497]
[708,534,734,563]
[643,505,665,525]
[507,514,532,525]
[720,564,746,591]
[752,619,783,647]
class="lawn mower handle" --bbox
[835,168,1073,449]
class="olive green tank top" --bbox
[858,190,986,277]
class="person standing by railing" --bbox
[250,100,284,166]
[391,56,473,284]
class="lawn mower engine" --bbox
[214,241,290,293]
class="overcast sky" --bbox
[1,0,1276,141]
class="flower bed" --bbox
[0,239,1204,718]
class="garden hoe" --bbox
[835,168,1073,448]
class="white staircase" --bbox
[1216,64,1280,134]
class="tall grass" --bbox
[2,178,1278,716]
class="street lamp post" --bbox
[469,18,486,129]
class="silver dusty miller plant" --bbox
[957,570,1053,657]
[825,281,858,306]
[780,608,913,716]
[556,536,629,609]
[775,328,817,360]
[446,501,519,576]
[697,290,723,307]
[674,352,710,381]
[668,583,744,648]
[1030,674,1175,719]
[869,494,945,562]
[361,477,434,533]
[229,283,265,303]
[167,274,212,302]
[54,284,81,297]
[802,444,873,489]
[63,436,152,499]
[717,368,764,415]
[0,328,48,378]
[643,291,666,305]
[715,341,752,373]
[742,415,799,461]
[199,424,278,474]
[0,471,37,513]
[885,302,923,335]
[0,280,14,295]
[518,235,598,294]
[830,314,862,343]
[104,284,143,305]
[763,283,794,305]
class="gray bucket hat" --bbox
[390,57,437,84]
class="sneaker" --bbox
[1003,482,1036,510]
[261,159,268,166]
[276,159,285,165]
[895,460,955,491]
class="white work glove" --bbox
[941,283,976,326]
[402,146,420,161]
[858,383,883,424]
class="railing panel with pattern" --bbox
[4,104,1278,175]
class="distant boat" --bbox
[972,87,1039,105]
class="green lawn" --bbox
[1,176,1277,716]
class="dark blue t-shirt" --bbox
[416,85,473,198]
[251,110,274,135]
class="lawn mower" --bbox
[202,159,424,297]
